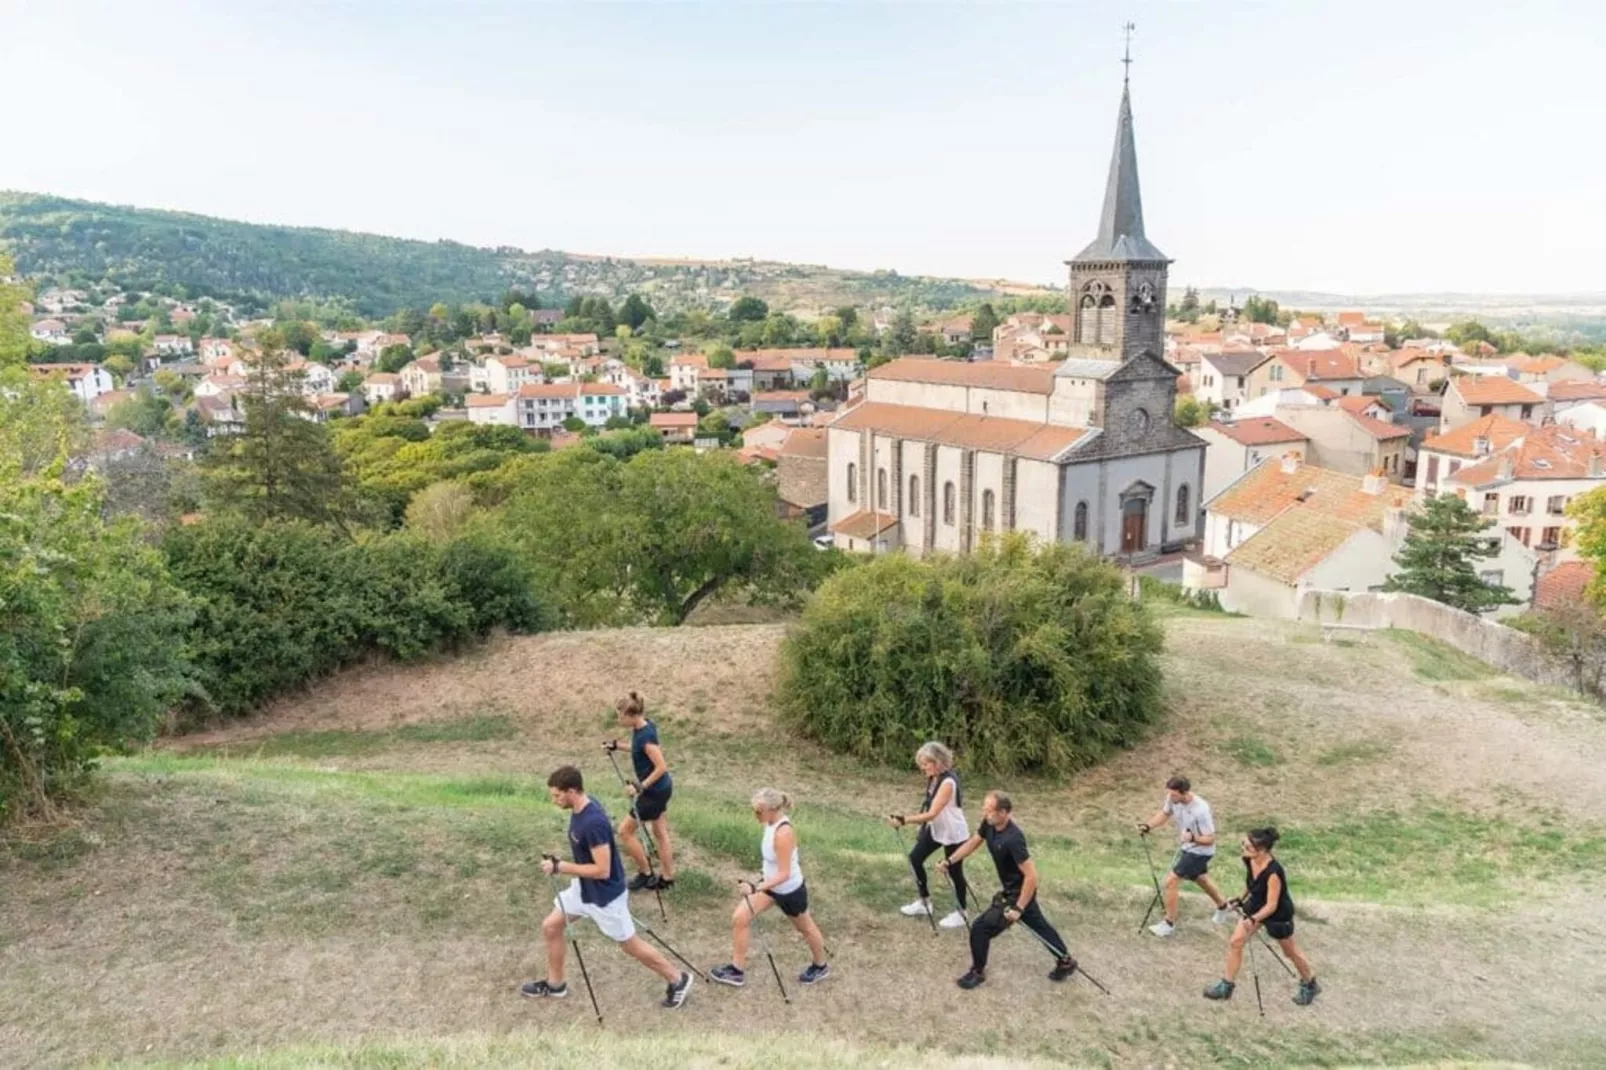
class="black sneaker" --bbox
[956,969,986,990]
[1048,956,1078,982]
[1294,978,1321,1006]
[1203,979,1235,1001]
[520,979,569,999]
[662,971,693,1009]
[648,875,675,891]
[798,962,830,985]
[709,963,746,987]
[628,873,654,892]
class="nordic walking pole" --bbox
[1137,831,1165,934]
[604,744,667,923]
[544,854,602,1024]
[1247,935,1264,1018]
[640,926,708,983]
[939,859,970,931]
[985,882,1113,996]
[891,817,939,937]
[1234,902,1297,979]
[741,883,789,1004]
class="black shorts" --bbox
[768,883,810,917]
[1263,919,1295,940]
[1172,852,1212,881]
[633,788,671,822]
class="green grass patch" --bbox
[1315,739,1394,766]
[1217,735,1279,767]
[1383,629,1495,682]
[204,714,516,760]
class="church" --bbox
[826,76,1204,562]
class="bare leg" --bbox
[619,933,680,982]
[541,907,568,986]
[1277,935,1315,982]
[618,815,650,876]
[649,816,675,879]
[1222,920,1248,982]
[791,911,827,965]
[731,892,775,970]
[1163,871,1182,923]
[1195,873,1229,910]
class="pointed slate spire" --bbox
[1072,83,1168,263]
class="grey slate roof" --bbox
[1202,350,1270,377]
[1072,85,1169,264]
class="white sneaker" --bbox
[1149,919,1177,938]
[900,898,932,917]
[938,910,967,929]
[1212,907,1235,925]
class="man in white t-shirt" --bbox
[1137,775,1234,937]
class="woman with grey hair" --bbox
[888,741,970,929]
[709,788,831,989]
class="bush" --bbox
[778,535,1164,775]
[163,518,547,722]
[1137,573,1224,612]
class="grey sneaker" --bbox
[1294,977,1321,1006]
[520,979,569,999]
[799,962,830,985]
[661,971,693,1009]
[1203,979,1235,1001]
[709,963,746,988]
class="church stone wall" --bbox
[1015,459,1061,544]
[931,444,964,554]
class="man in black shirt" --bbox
[939,790,1078,989]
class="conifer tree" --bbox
[1383,494,1515,612]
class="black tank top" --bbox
[1242,857,1295,923]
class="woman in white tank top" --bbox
[889,742,970,930]
[708,788,831,989]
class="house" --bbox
[1439,376,1543,433]
[739,420,792,455]
[486,355,542,395]
[1196,350,1268,411]
[1334,311,1386,344]
[527,333,600,356]
[1442,424,1606,552]
[29,318,71,345]
[669,353,708,394]
[1533,559,1593,610]
[29,362,115,404]
[992,314,1075,364]
[153,334,193,357]
[193,395,243,435]
[514,382,627,435]
[933,315,973,348]
[650,411,698,444]
[1546,379,1606,410]
[531,308,564,327]
[776,427,829,513]
[1414,413,1532,498]
[1389,348,1450,390]
[699,365,755,400]
[828,78,1203,560]
[400,356,443,397]
[1557,400,1606,439]
[1508,353,1595,385]
[303,393,364,423]
[751,390,812,418]
[611,367,661,409]
[786,348,861,383]
[744,351,801,391]
[1234,386,1337,419]
[1272,404,1412,481]
[199,338,235,364]
[1247,349,1365,399]
[194,374,246,399]
[284,360,335,396]
[466,392,517,427]
[86,428,149,466]
[1193,418,1309,503]
[363,372,401,404]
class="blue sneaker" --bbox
[799,962,830,985]
[709,963,746,988]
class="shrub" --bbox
[778,535,1165,775]
[1137,573,1224,612]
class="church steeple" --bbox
[1072,82,1167,264]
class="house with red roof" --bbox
[1439,375,1543,433]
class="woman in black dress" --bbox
[1204,827,1320,1006]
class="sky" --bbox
[3,1,1604,296]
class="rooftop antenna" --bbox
[1122,21,1135,87]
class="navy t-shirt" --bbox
[631,721,672,797]
[569,798,626,906]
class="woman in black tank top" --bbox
[1203,827,1321,1007]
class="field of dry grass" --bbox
[4,613,1606,1068]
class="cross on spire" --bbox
[1122,21,1135,86]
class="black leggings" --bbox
[969,896,1067,972]
[909,825,968,909]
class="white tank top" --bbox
[761,817,803,894]
[927,771,969,846]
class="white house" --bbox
[1442,423,1606,553]
[363,372,401,404]
[1557,400,1606,440]
[486,355,541,395]
[400,355,443,397]
[29,362,115,404]
[1439,376,1543,433]
[1196,350,1268,412]
[514,381,629,435]
[153,334,193,356]
[669,353,707,394]
[466,393,517,427]
[29,319,71,345]
[1193,418,1308,503]
[1415,413,1532,498]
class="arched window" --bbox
[943,481,956,525]
[1175,483,1190,525]
[1078,294,1098,345]
[1097,294,1117,346]
[908,475,920,517]
[876,468,888,510]
[846,463,857,503]
[982,489,996,532]
[1074,500,1089,541]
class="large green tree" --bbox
[1383,494,1516,612]
[971,302,1000,341]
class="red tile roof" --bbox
[1419,414,1531,458]
[831,401,1085,461]
[780,427,827,459]
[1449,376,1544,406]
[830,510,899,538]
[1446,424,1606,486]
[868,357,1055,396]
[1548,380,1606,402]
[1344,410,1412,440]
[650,412,698,428]
[1209,459,1409,525]
[1534,560,1594,610]
[1206,418,1306,447]
[1271,349,1362,381]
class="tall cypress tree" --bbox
[1383,494,1516,612]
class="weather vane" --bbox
[1122,21,1135,86]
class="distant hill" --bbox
[0,192,1052,319]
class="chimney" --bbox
[1280,452,1300,475]
[1361,468,1386,496]
[1591,452,1604,479]
[1383,504,1409,548]
[1498,454,1515,481]
[1473,436,1491,457]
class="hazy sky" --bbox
[4,1,1603,295]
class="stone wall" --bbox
[1295,589,1574,690]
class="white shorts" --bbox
[556,880,636,943]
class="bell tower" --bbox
[1067,28,1170,364]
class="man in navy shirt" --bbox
[521,766,692,1010]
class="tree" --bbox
[1242,295,1281,325]
[375,343,414,374]
[1513,599,1606,698]
[107,387,175,438]
[103,353,135,381]
[707,345,736,370]
[698,409,732,444]
[201,333,352,530]
[729,296,769,323]
[1446,320,1494,350]
[887,309,917,356]
[404,481,476,542]
[620,294,656,331]
[336,370,366,394]
[1568,488,1606,606]
[0,255,31,365]
[1172,287,1201,323]
[971,303,1000,341]
[1382,495,1516,612]
[1173,394,1209,428]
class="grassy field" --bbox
[4,616,1606,1068]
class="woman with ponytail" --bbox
[1204,826,1321,1006]
[608,691,676,892]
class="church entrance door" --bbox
[1121,497,1148,554]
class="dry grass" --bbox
[4,615,1606,1069]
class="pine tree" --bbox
[971,302,1000,342]
[1383,494,1516,612]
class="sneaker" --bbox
[1294,978,1321,1006]
[628,873,654,892]
[709,963,746,988]
[1203,979,1235,1001]
[1149,919,1177,938]
[1212,907,1236,925]
[1048,956,1078,982]
[956,969,986,990]
[899,898,932,917]
[938,910,968,929]
[661,971,693,1010]
[520,979,569,999]
[798,962,830,985]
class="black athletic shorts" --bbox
[768,883,809,917]
[1172,852,1212,881]
[634,788,671,822]
[1263,919,1294,940]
